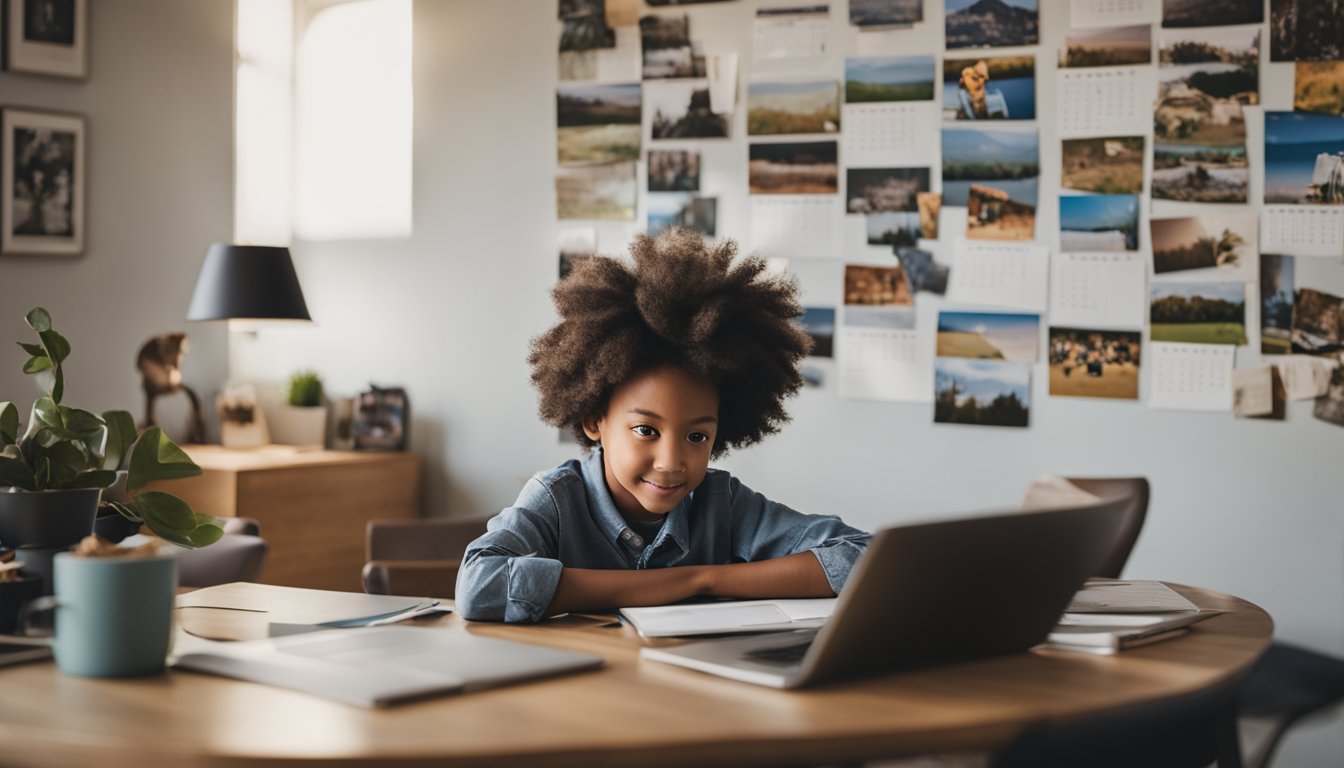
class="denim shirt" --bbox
[455,448,870,623]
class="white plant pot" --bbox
[268,405,327,447]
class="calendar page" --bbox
[750,195,842,259]
[754,6,829,61]
[1260,206,1344,258]
[1069,0,1158,28]
[843,102,938,167]
[947,239,1049,311]
[1050,252,1146,328]
[1057,67,1152,138]
[837,327,933,402]
[1148,342,1234,411]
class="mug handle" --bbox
[18,596,60,638]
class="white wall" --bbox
[0,0,233,438]
[229,1,1340,762]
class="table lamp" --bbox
[186,244,311,325]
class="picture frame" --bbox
[353,385,410,451]
[1,107,85,255]
[3,0,87,79]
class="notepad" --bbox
[620,598,837,638]
[1066,580,1200,613]
[1046,609,1222,655]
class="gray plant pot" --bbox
[0,487,101,550]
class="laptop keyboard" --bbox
[744,640,813,665]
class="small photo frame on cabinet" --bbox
[353,385,410,451]
[1,107,85,255]
[3,0,87,78]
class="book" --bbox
[1045,609,1222,655]
[619,598,836,638]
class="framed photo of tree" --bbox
[3,0,88,78]
[1,108,85,255]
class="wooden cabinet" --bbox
[152,446,421,591]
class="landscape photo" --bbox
[1264,111,1344,204]
[1294,61,1344,115]
[896,247,949,295]
[1062,25,1152,68]
[967,184,1035,240]
[942,55,1035,120]
[1048,328,1141,400]
[845,56,935,103]
[1293,287,1344,356]
[556,161,637,220]
[1061,136,1145,194]
[747,80,840,135]
[1271,0,1344,61]
[640,14,702,79]
[1150,214,1257,276]
[748,141,838,194]
[1162,0,1262,28]
[646,193,716,237]
[1260,253,1294,355]
[1149,282,1246,345]
[866,212,921,246]
[556,83,641,166]
[945,0,1038,50]
[937,311,1039,362]
[844,263,915,328]
[798,307,835,358]
[1059,194,1139,251]
[850,0,923,27]
[648,80,729,139]
[846,167,929,213]
[940,126,1038,207]
[934,358,1030,428]
[647,149,699,191]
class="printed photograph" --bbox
[1294,61,1344,115]
[1149,282,1246,345]
[967,183,1036,241]
[555,161,637,220]
[934,359,1030,428]
[648,149,700,191]
[846,167,929,213]
[1059,194,1139,251]
[1061,136,1145,194]
[850,0,923,27]
[1264,111,1344,204]
[648,80,729,139]
[3,108,85,254]
[797,307,835,358]
[866,212,921,246]
[942,55,1035,120]
[1150,214,1256,275]
[844,264,912,306]
[1048,328,1141,400]
[896,247,949,295]
[1293,287,1344,356]
[1162,0,1261,28]
[1260,253,1294,355]
[1061,25,1152,68]
[1271,0,1344,61]
[917,192,941,239]
[1232,366,1286,420]
[646,194,716,237]
[556,83,641,166]
[748,141,838,194]
[640,14,702,79]
[6,0,84,78]
[945,0,1038,50]
[1313,365,1344,428]
[937,311,1040,362]
[845,56,936,103]
[747,80,840,135]
[646,0,733,5]
[559,0,615,52]
[941,125,1038,207]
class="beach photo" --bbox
[941,125,1038,207]
[640,14,701,79]
[646,193,716,237]
[1293,287,1343,356]
[1271,0,1344,61]
[1162,0,1261,28]
[1150,214,1256,275]
[1048,328,1141,400]
[1149,282,1246,345]
[556,83,641,166]
[1062,25,1152,68]
[896,247,949,295]
[798,307,835,358]
[937,311,1039,362]
[1061,136,1145,194]
[850,0,923,27]
[748,80,840,135]
[1260,254,1294,355]
[945,0,1038,49]
[1294,61,1344,115]
[648,80,729,139]
[1264,111,1344,204]
[866,212,921,246]
[555,161,636,220]
[647,149,699,192]
[846,167,929,213]
[845,56,935,103]
[942,55,1035,120]
[967,184,1036,240]
[1059,194,1139,251]
[748,141,838,194]
[934,358,1030,428]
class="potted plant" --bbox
[269,369,326,447]
[0,308,223,575]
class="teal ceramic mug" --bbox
[22,552,177,677]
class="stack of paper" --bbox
[620,598,836,639]
[1047,581,1220,655]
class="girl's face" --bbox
[582,366,719,524]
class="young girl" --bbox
[456,229,870,623]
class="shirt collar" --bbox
[580,447,690,556]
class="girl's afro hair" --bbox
[529,228,812,457]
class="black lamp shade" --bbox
[186,244,311,321]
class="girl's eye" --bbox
[688,432,709,444]
[632,425,658,437]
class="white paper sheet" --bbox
[1147,342,1234,411]
[1278,356,1337,400]
[837,326,933,402]
[1260,206,1344,258]
[1056,67,1153,138]
[753,6,829,61]
[620,598,837,638]
[750,195,841,259]
[1069,0,1159,28]
[842,102,938,167]
[1050,251,1146,328]
[1231,366,1274,417]
[707,52,738,115]
[1067,580,1200,613]
[947,239,1050,312]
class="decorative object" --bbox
[186,243,312,323]
[0,108,85,255]
[216,383,268,449]
[269,370,326,447]
[3,0,87,78]
[330,396,356,450]
[135,332,207,444]
[353,384,410,450]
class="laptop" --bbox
[175,625,604,707]
[641,497,1130,689]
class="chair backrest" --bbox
[178,517,268,587]
[362,517,491,596]
[1064,477,1149,579]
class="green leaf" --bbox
[126,427,201,490]
[40,330,70,364]
[17,342,44,357]
[34,456,51,489]
[132,491,197,533]
[21,356,52,374]
[102,499,141,523]
[62,407,105,438]
[0,402,17,445]
[46,440,92,472]
[51,366,63,404]
[101,411,137,471]
[69,469,117,489]
[0,456,36,490]
[187,522,225,548]
[33,397,74,440]
[25,307,51,333]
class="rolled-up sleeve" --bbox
[455,480,565,623]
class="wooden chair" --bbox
[1062,476,1150,579]
[361,517,491,597]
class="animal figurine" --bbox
[136,332,207,444]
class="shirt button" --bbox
[629,533,644,548]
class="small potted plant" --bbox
[269,369,326,447]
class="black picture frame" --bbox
[1,107,86,255]
[3,0,87,79]
[353,385,410,451]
